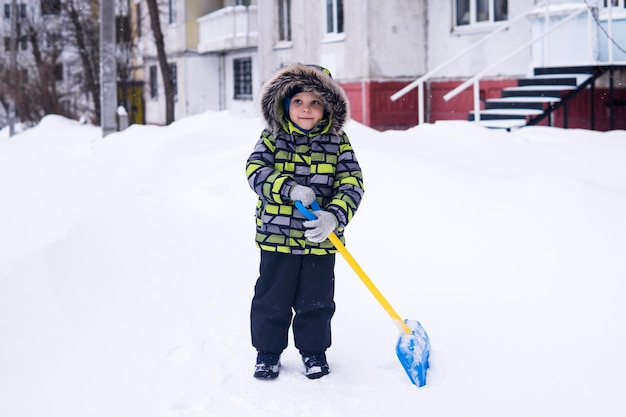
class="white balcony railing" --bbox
[197,5,258,53]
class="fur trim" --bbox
[260,63,350,135]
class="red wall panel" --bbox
[341,79,625,132]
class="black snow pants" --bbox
[251,250,336,354]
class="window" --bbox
[43,31,59,49]
[3,36,25,51]
[494,0,507,21]
[149,65,158,99]
[168,0,176,24]
[4,2,28,19]
[54,63,63,81]
[325,0,344,35]
[135,4,141,37]
[277,0,291,42]
[455,0,507,27]
[116,15,131,43]
[477,0,488,22]
[168,63,177,98]
[602,0,625,7]
[233,57,252,100]
[41,0,61,16]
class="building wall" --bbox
[257,1,323,82]
[257,0,426,82]
[182,53,221,117]
[184,0,214,49]
[425,0,534,80]
[360,0,427,79]
[344,81,420,130]
[339,0,426,130]
[256,0,427,129]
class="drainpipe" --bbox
[232,4,237,48]
[245,3,250,47]
[361,80,366,125]
[8,0,17,137]
[544,0,550,66]
[607,0,613,64]
[100,0,117,137]
[219,52,226,111]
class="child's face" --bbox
[288,92,325,131]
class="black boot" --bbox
[301,351,330,379]
[254,352,281,379]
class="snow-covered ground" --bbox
[1,112,625,417]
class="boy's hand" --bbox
[303,211,337,243]
[290,184,316,206]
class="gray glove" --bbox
[290,184,316,206]
[303,210,338,243]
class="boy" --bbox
[246,63,364,380]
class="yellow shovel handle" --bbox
[327,232,412,335]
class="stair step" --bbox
[468,109,543,122]
[487,96,561,104]
[502,85,575,98]
[469,108,543,119]
[464,65,603,130]
[518,77,578,87]
[477,119,528,130]
[534,65,597,76]
[485,100,547,110]
[519,73,592,87]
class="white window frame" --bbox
[323,0,345,42]
[602,0,625,7]
[601,0,626,18]
[453,0,508,30]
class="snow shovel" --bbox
[295,201,431,387]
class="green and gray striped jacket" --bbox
[246,64,364,255]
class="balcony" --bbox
[197,5,258,53]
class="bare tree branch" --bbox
[145,0,175,124]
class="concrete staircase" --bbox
[468,66,600,130]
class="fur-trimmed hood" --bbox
[260,63,350,135]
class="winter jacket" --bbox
[246,63,364,255]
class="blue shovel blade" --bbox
[396,319,431,387]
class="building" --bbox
[3,1,624,131]
[136,0,624,131]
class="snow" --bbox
[1,112,626,417]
